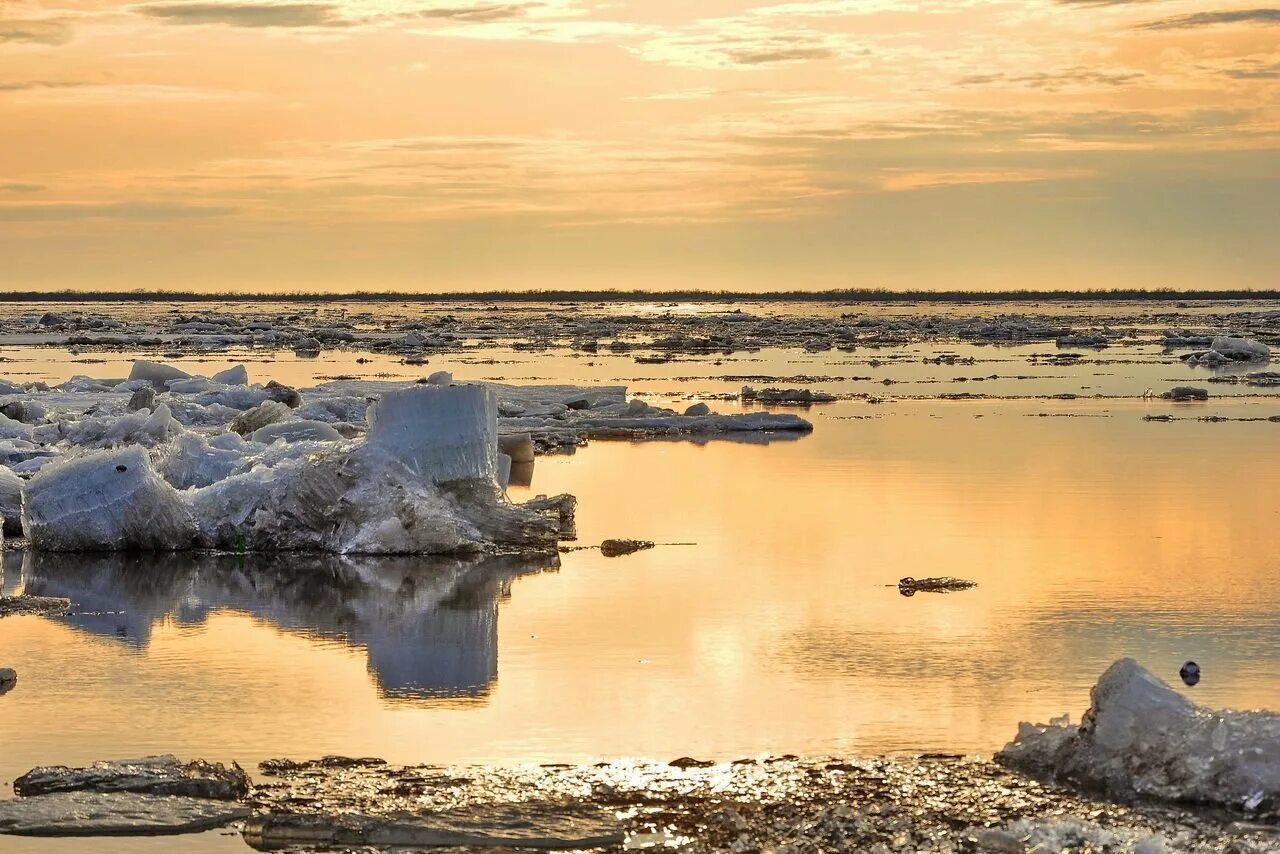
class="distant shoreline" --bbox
[0,288,1278,304]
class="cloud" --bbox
[880,167,1094,192]
[1053,0,1160,5]
[1223,60,1280,79]
[957,67,1144,91]
[728,46,834,65]
[0,183,46,193]
[409,4,529,22]
[133,0,539,29]
[0,201,236,221]
[1138,8,1280,30]
[0,80,84,91]
[0,19,73,45]
[135,2,345,28]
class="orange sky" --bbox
[0,0,1277,291]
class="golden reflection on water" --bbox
[3,400,1279,786]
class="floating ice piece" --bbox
[1161,386,1209,402]
[264,380,301,408]
[23,447,196,551]
[1,399,48,424]
[974,818,1169,854]
[497,433,535,464]
[898,576,976,595]
[684,402,711,416]
[0,412,35,442]
[188,447,555,554]
[154,434,248,490]
[15,756,249,800]
[0,595,70,617]
[0,466,23,536]
[60,403,184,449]
[296,396,370,425]
[998,658,1280,814]
[250,420,343,444]
[742,386,836,404]
[165,377,216,395]
[600,539,654,558]
[211,364,248,385]
[127,386,156,412]
[367,385,497,484]
[0,792,250,837]
[230,401,292,436]
[241,807,623,850]
[128,360,191,388]
[1210,336,1270,362]
[1057,333,1110,348]
[194,386,275,411]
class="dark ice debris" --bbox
[898,577,978,596]
[600,539,655,558]
[0,595,71,618]
[14,756,250,801]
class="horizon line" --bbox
[1,287,1279,304]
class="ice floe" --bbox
[998,658,1280,815]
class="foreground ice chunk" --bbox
[60,403,184,450]
[0,465,23,536]
[0,792,250,836]
[367,385,497,484]
[242,809,623,850]
[189,448,558,554]
[250,420,343,444]
[128,360,191,388]
[998,658,1280,814]
[211,364,248,385]
[154,433,248,490]
[15,756,249,800]
[230,400,292,435]
[165,377,216,395]
[0,413,35,443]
[23,447,196,551]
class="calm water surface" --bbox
[1,334,1279,848]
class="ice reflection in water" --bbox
[9,549,556,701]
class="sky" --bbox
[0,0,1277,292]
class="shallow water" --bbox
[1,304,1279,849]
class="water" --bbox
[1,310,1279,850]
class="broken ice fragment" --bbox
[998,658,1280,814]
[367,385,497,485]
[128,360,191,388]
[23,447,196,552]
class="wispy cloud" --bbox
[0,80,85,92]
[135,3,346,28]
[0,183,46,193]
[133,0,550,29]
[1138,8,1280,30]
[880,168,1094,192]
[0,201,236,221]
[0,19,72,45]
[957,67,1145,92]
